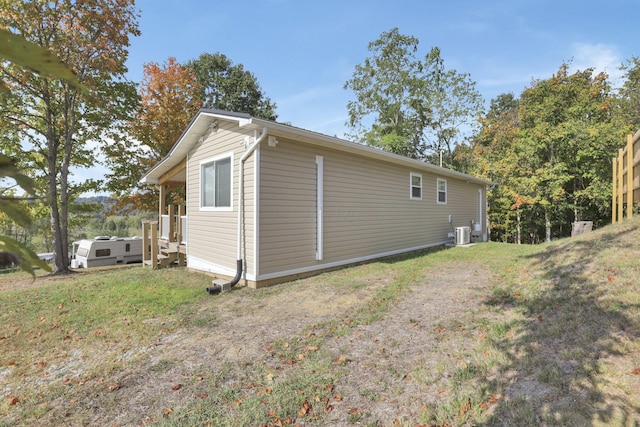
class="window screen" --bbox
[202,157,231,208]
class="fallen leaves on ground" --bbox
[298,400,311,416]
[458,399,471,417]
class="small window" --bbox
[77,247,89,258]
[410,172,422,199]
[201,155,232,209]
[437,178,447,204]
[95,248,111,257]
[125,243,131,252]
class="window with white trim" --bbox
[437,178,447,204]
[201,155,232,209]
[410,172,422,199]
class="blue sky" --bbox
[125,0,639,138]
[79,0,640,192]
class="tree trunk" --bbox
[545,210,551,242]
[45,88,72,274]
[57,90,77,274]
[516,206,521,245]
[49,151,67,273]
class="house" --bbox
[140,109,493,289]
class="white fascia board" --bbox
[140,110,253,184]
[246,117,494,187]
[142,109,494,187]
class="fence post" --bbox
[627,134,634,219]
[612,156,618,224]
[618,148,624,222]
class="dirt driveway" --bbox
[2,256,492,426]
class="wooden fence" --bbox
[612,130,640,223]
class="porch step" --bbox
[143,252,179,268]
[159,241,181,252]
[158,251,178,268]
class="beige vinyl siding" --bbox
[322,151,443,261]
[443,178,484,232]
[186,122,255,273]
[258,137,485,276]
[259,138,317,274]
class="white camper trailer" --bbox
[70,236,143,268]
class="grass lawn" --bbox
[1,218,639,426]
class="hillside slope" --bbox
[0,218,638,426]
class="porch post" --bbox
[150,220,158,269]
[158,184,167,240]
[177,205,183,244]
[168,204,175,242]
[142,220,149,264]
[158,184,166,222]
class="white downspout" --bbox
[206,126,268,295]
[238,127,268,260]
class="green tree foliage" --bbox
[344,27,483,164]
[186,52,277,120]
[618,56,640,130]
[105,57,202,213]
[471,93,528,242]
[472,65,625,243]
[0,13,85,275]
[0,154,50,275]
[0,28,82,98]
[0,0,140,273]
[519,65,622,238]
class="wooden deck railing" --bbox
[612,130,640,223]
[142,205,186,269]
[159,204,186,243]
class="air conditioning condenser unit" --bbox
[455,226,470,245]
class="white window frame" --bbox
[437,178,447,204]
[410,172,422,200]
[200,152,234,211]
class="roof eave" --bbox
[140,109,495,188]
[247,117,495,186]
[139,109,254,184]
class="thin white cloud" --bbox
[569,42,624,84]
[278,83,342,107]
[274,82,351,136]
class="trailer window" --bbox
[77,248,89,258]
[95,248,111,257]
[126,243,130,252]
